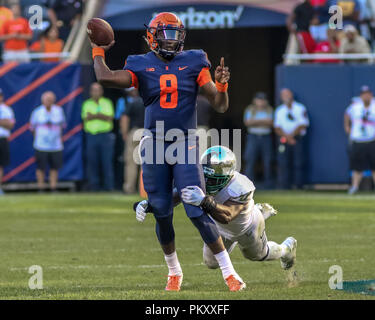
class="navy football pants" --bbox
[140,137,220,245]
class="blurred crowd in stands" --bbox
[243,85,375,194]
[0,0,83,62]
[1,82,374,195]
[287,0,375,63]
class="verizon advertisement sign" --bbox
[152,6,244,29]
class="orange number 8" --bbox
[160,74,178,109]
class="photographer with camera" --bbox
[344,85,375,194]
[274,88,309,190]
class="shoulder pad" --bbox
[124,54,149,72]
[226,173,255,203]
[186,49,211,69]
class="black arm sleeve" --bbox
[200,196,218,214]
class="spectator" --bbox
[0,3,12,31]
[344,85,375,194]
[311,0,361,41]
[82,82,115,192]
[313,28,341,63]
[115,89,127,121]
[339,24,371,62]
[274,89,310,189]
[46,0,83,41]
[30,91,66,192]
[287,0,316,53]
[243,92,273,189]
[113,89,128,190]
[357,0,373,42]
[0,3,13,62]
[120,87,144,194]
[0,88,15,195]
[196,93,212,157]
[0,3,32,63]
[368,0,375,46]
[331,0,360,27]
[310,0,331,43]
[29,26,64,62]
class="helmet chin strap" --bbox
[143,35,182,61]
[158,48,176,60]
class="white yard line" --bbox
[8,258,366,272]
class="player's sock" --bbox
[214,250,237,280]
[164,251,182,276]
[264,241,286,260]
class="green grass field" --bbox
[0,191,374,300]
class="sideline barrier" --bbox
[1,62,83,183]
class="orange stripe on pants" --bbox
[139,169,148,198]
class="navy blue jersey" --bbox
[124,50,211,135]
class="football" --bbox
[87,18,114,46]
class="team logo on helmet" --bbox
[144,12,186,60]
[201,146,236,195]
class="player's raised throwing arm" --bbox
[91,41,133,89]
[201,57,230,113]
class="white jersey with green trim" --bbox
[212,171,256,240]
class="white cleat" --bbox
[280,237,297,270]
[256,203,277,220]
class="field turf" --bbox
[0,191,374,300]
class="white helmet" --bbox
[200,146,236,195]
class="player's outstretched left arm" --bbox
[181,186,246,224]
[91,41,133,89]
[201,57,229,113]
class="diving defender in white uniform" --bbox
[135,146,297,272]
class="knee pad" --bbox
[242,250,262,261]
[241,245,269,261]
[155,215,175,245]
[190,214,220,245]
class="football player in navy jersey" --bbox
[90,12,245,292]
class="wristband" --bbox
[215,80,228,93]
[200,195,217,214]
[92,47,105,60]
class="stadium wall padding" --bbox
[1,62,84,183]
[276,64,375,184]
